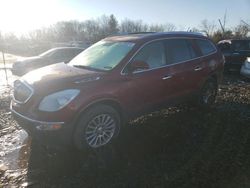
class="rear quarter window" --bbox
[196,39,216,56]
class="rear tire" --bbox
[73,104,121,151]
[198,78,218,108]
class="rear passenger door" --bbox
[163,38,200,98]
[194,39,217,90]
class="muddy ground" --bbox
[0,74,250,188]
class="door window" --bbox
[165,39,197,65]
[131,41,166,71]
[196,39,216,55]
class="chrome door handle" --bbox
[194,67,202,71]
[162,75,172,80]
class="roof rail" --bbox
[164,31,204,36]
[108,31,205,38]
[128,32,156,35]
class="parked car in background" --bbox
[11,32,224,151]
[217,39,250,72]
[11,47,84,76]
[240,57,250,78]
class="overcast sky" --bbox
[0,0,249,35]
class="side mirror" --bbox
[129,60,149,73]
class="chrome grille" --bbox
[13,80,33,103]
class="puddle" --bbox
[0,129,29,170]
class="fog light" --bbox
[36,123,62,131]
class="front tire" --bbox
[73,105,120,151]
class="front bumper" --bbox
[11,106,74,147]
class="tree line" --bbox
[0,14,249,56]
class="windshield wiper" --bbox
[103,66,112,70]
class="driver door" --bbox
[122,40,176,115]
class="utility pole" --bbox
[218,9,227,38]
[218,19,225,36]
[1,50,9,85]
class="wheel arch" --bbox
[73,98,125,128]
[201,72,219,90]
[72,99,124,150]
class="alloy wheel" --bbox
[85,114,116,148]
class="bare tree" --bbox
[120,19,148,33]
[97,15,110,38]
[108,14,119,34]
[148,24,165,32]
[83,15,119,42]
[97,15,119,38]
[83,19,101,43]
[199,19,216,37]
[53,21,79,42]
[164,23,176,32]
[6,14,250,56]
[234,24,249,38]
[189,27,200,32]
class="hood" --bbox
[22,63,104,93]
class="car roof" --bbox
[104,32,207,43]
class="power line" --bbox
[241,20,250,27]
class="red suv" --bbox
[11,32,224,150]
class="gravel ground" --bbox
[0,74,250,188]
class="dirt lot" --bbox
[0,73,250,188]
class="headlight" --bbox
[38,89,80,112]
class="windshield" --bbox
[69,41,135,71]
[39,48,58,57]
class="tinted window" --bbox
[47,49,69,58]
[73,49,84,56]
[49,49,69,59]
[165,39,196,65]
[196,39,216,55]
[232,40,250,51]
[63,49,82,59]
[39,48,58,57]
[132,41,166,69]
